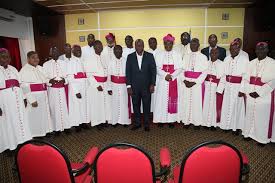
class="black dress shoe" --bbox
[194,126,200,130]
[65,129,71,134]
[75,126,82,132]
[244,137,252,141]
[96,125,103,131]
[257,142,265,147]
[232,130,240,136]
[158,124,164,128]
[55,131,61,136]
[112,124,118,128]
[131,125,141,131]
[210,127,216,131]
[169,124,175,128]
[81,123,90,129]
[144,126,150,132]
[183,124,190,128]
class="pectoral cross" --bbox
[209,77,213,82]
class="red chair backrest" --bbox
[16,140,74,183]
[179,141,243,183]
[93,143,156,183]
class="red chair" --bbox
[169,140,250,183]
[15,140,99,183]
[92,143,171,183]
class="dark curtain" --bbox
[0,36,22,70]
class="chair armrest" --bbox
[83,147,99,165]
[160,147,171,168]
[72,162,90,177]
[155,148,171,179]
[241,152,250,175]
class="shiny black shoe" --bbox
[194,126,200,130]
[169,124,175,128]
[210,127,216,131]
[96,125,103,131]
[158,124,164,128]
[183,124,190,128]
[130,125,141,131]
[144,126,150,132]
[75,126,82,132]
[64,129,71,134]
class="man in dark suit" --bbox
[201,34,226,61]
[126,39,156,131]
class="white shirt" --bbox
[136,52,143,70]
[123,47,135,59]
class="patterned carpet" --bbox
[0,124,274,183]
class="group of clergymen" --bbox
[0,31,275,154]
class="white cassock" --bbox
[58,54,68,61]
[217,54,249,131]
[148,48,162,112]
[202,60,225,127]
[122,47,135,60]
[178,52,208,126]
[102,46,115,66]
[83,54,112,126]
[0,65,32,153]
[65,56,89,127]
[81,45,95,61]
[108,57,131,125]
[174,43,192,59]
[43,59,70,131]
[153,50,183,123]
[227,49,249,60]
[242,57,275,144]
[19,63,53,137]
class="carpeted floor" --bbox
[0,124,274,183]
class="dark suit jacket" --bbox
[126,51,156,91]
[201,46,226,61]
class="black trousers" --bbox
[131,88,151,127]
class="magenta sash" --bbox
[111,75,126,84]
[249,76,265,86]
[0,79,19,90]
[162,65,178,114]
[30,83,47,92]
[206,74,223,122]
[250,76,274,138]
[111,75,131,118]
[205,74,220,84]
[74,72,87,79]
[184,71,205,108]
[51,82,69,111]
[226,75,242,83]
[94,76,107,83]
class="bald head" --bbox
[190,38,200,52]
[114,45,123,59]
[94,40,103,55]
[208,34,218,48]
[125,35,134,48]
[135,39,144,55]
[256,42,269,60]
[72,45,82,58]
[87,34,95,47]
[50,46,59,60]
[181,32,191,45]
[0,48,10,68]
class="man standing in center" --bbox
[153,34,183,128]
[126,39,156,131]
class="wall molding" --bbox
[66,25,244,32]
